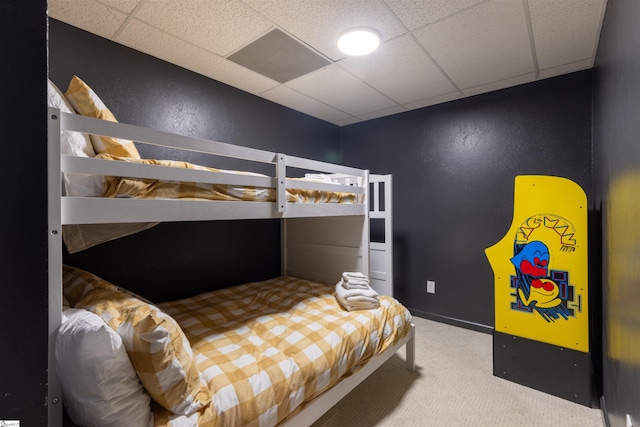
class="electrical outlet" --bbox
[426,280,436,294]
[627,414,634,427]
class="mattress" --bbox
[82,154,360,204]
[62,154,361,253]
[151,276,412,427]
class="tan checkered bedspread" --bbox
[153,276,412,427]
[97,154,359,204]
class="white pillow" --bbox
[47,79,103,197]
[56,308,153,427]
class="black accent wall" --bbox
[6,5,639,425]
[0,0,48,424]
[48,20,340,165]
[340,72,593,331]
[49,20,340,301]
[593,1,640,426]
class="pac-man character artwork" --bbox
[509,215,579,322]
[486,175,589,352]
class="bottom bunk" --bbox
[56,266,414,427]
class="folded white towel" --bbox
[336,280,378,298]
[335,280,380,311]
[340,279,370,290]
[344,295,380,304]
[342,271,368,281]
[339,298,380,311]
[341,271,370,290]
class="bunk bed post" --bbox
[47,107,63,427]
[362,169,371,278]
[406,323,416,371]
[276,153,286,214]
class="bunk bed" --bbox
[47,79,414,427]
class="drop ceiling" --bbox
[48,0,607,127]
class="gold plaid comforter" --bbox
[153,276,412,427]
[97,154,359,204]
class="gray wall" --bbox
[0,0,49,423]
[341,72,593,331]
[593,1,640,426]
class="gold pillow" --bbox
[75,287,211,416]
[64,75,141,159]
[63,264,118,308]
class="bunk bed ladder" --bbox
[369,174,393,296]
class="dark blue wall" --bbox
[0,0,49,424]
[593,1,640,425]
[341,71,593,330]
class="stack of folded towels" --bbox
[335,271,380,311]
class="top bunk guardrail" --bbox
[48,107,369,224]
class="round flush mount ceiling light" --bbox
[337,28,380,56]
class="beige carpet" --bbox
[312,316,604,427]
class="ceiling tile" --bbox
[117,19,279,94]
[49,0,607,126]
[241,0,405,61]
[413,0,534,89]
[260,85,352,123]
[339,34,457,105]
[48,0,128,38]
[404,91,462,111]
[285,65,398,117]
[539,59,593,80]
[100,0,142,14]
[384,0,485,30]
[134,0,273,56]
[529,0,606,69]
[357,105,407,122]
[335,116,363,127]
[461,72,536,97]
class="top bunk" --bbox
[48,106,368,226]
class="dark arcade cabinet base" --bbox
[493,331,593,407]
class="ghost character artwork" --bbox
[510,238,573,322]
[485,175,589,350]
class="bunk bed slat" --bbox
[61,111,277,163]
[286,154,367,177]
[60,198,368,224]
[62,155,276,187]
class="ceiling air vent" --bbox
[228,29,330,83]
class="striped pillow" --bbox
[64,75,141,159]
[75,287,211,416]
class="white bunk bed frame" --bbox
[47,107,415,427]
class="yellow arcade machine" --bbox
[485,175,591,406]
